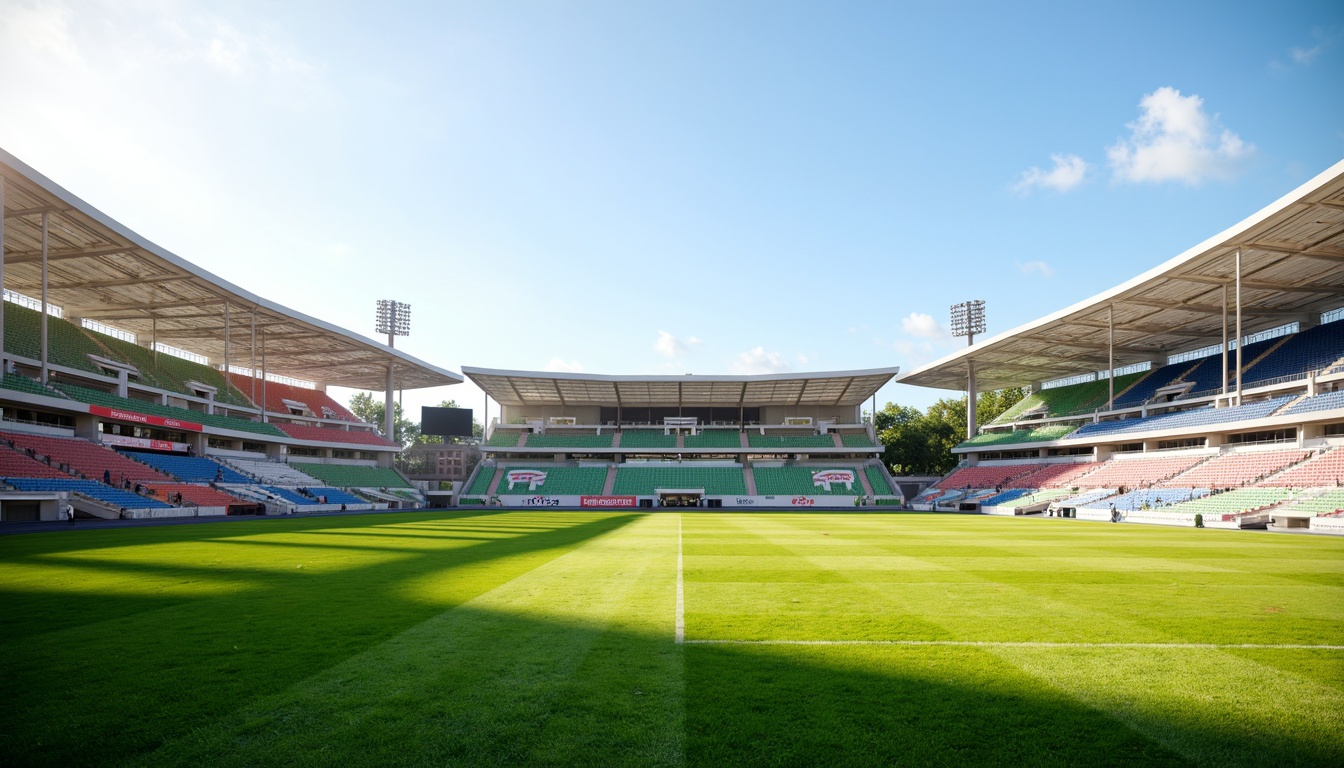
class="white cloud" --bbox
[1018,260,1054,278]
[900,312,947,340]
[653,330,701,359]
[544,358,584,373]
[731,346,789,375]
[1013,153,1089,193]
[1289,44,1323,65]
[1108,87,1253,184]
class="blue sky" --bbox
[1,0,1341,422]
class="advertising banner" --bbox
[89,405,203,432]
[99,433,190,452]
[580,495,638,508]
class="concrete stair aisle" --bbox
[743,465,757,496]
[602,466,618,496]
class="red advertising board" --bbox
[88,405,203,432]
[580,495,638,508]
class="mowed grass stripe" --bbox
[138,513,684,767]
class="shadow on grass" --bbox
[0,509,638,764]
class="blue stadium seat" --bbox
[120,450,251,483]
[2,477,172,508]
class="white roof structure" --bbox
[0,148,462,391]
[898,159,1344,392]
[462,367,901,408]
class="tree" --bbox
[348,392,420,447]
[873,387,1029,476]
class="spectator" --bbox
[104,469,111,485]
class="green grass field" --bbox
[2,510,1342,766]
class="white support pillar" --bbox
[1107,304,1115,409]
[966,360,977,440]
[223,301,230,384]
[384,363,396,443]
[250,309,257,406]
[0,174,6,374]
[260,330,268,423]
[39,212,49,383]
[1235,248,1243,406]
[1221,284,1229,403]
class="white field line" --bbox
[675,514,684,645]
[682,639,1344,650]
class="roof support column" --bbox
[260,330,268,423]
[223,301,230,388]
[1107,304,1114,409]
[1235,248,1243,407]
[250,309,257,406]
[966,359,977,442]
[385,363,396,443]
[0,174,6,374]
[1221,284,1229,402]
[39,212,48,384]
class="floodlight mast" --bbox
[950,300,986,446]
[375,299,412,443]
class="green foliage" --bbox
[347,392,418,447]
[875,387,1027,474]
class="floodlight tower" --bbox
[375,300,412,442]
[950,300,986,445]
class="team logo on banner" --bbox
[812,469,855,492]
[506,470,548,491]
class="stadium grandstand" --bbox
[459,367,903,508]
[0,148,461,522]
[899,159,1344,534]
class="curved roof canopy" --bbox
[898,159,1344,392]
[463,366,901,408]
[0,148,461,391]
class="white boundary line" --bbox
[675,514,684,645]
[682,639,1344,649]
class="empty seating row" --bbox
[217,456,323,485]
[305,487,366,505]
[1242,320,1344,385]
[120,450,250,483]
[753,466,863,496]
[228,373,358,420]
[524,432,614,449]
[960,423,1079,448]
[144,483,243,507]
[1,430,170,485]
[619,430,678,449]
[840,433,879,448]
[2,303,108,374]
[1071,396,1294,438]
[53,383,287,437]
[683,430,743,449]
[926,464,1044,493]
[1083,487,1209,512]
[992,372,1146,424]
[1160,449,1309,490]
[1072,455,1205,489]
[1287,490,1344,516]
[0,447,72,479]
[3,477,172,509]
[275,422,397,447]
[978,488,1035,506]
[864,465,894,495]
[1282,389,1344,416]
[465,465,497,495]
[748,433,837,449]
[485,430,523,447]
[1165,487,1291,517]
[1005,462,1102,489]
[288,462,412,489]
[1261,450,1344,488]
[1110,360,1200,408]
[613,466,747,496]
[1,373,68,398]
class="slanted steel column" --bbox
[1235,248,1243,406]
[39,212,49,383]
[384,363,396,442]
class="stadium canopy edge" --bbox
[898,158,1344,392]
[0,147,462,392]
